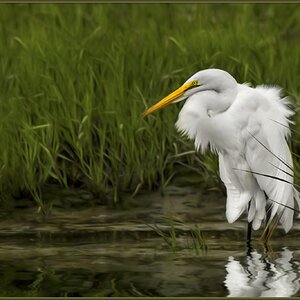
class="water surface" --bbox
[1,187,300,296]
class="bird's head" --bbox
[143,68,237,117]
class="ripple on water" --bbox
[0,189,300,296]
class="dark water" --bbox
[1,187,300,296]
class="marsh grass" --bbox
[148,217,207,255]
[148,223,179,253]
[187,224,208,255]
[0,4,299,205]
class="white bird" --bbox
[143,68,299,242]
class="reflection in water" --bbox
[225,247,300,297]
[3,191,300,296]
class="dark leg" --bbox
[247,202,252,243]
[246,202,253,255]
[246,221,253,257]
[260,198,275,245]
[264,202,272,241]
[247,221,252,242]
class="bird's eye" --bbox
[191,80,198,86]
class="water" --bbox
[1,187,300,296]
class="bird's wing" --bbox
[219,153,254,224]
[232,84,298,232]
[219,153,241,223]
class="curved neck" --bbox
[175,88,237,153]
[201,88,237,116]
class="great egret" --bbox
[143,68,299,242]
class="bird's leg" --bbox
[246,230,253,257]
[261,216,279,244]
[247,221,252,243]
[247,202,252,243]
[245,202,253,272]
[264,202,272,239]
[260,202,279,245]
[246,201,253,257]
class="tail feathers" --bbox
[279,207,293,233]
[264,186,299,233]
[226,192,252,223]
[279,187,300,233]
[251,191,267,230]
[267,183,294,233]
[247,191,266,230]
[294,187,300,212]
[225,186,298,233]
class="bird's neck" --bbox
[176,89,237,153]
[204,89,237,116]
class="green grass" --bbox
[0,4,299,205]
[148,217,207,255]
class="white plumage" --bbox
[143,68,299,238]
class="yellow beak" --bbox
[143,81,196,117]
